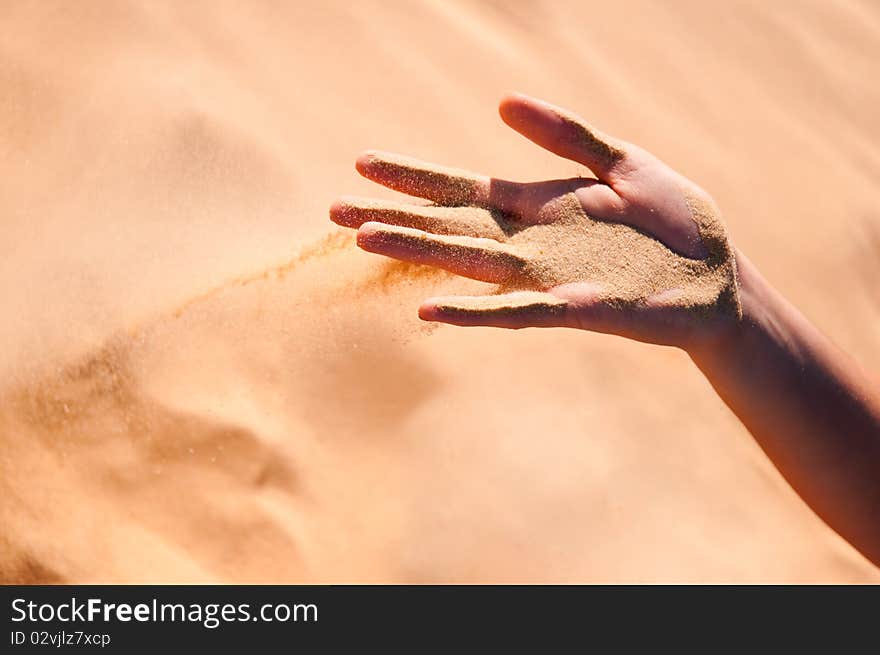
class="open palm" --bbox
[331,93,740,349]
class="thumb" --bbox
[498,93,627,183]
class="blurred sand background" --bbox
[1,0,879,583]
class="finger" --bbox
[357,222,528,284]
[356,150,491,206]
[330,196,508,239]
[553,282,691,346]
[499,93,627,183]
[419,291,570,328]
[354,151,616,222]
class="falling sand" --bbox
[0,231,455,583]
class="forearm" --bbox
[688,252,880,566]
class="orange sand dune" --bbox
[1,0,879,582]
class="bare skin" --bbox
[330,93,880,569]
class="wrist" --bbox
[685,248,780,366]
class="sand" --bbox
[370,188,739,313]
[1,0,879,583]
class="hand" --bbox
[330,93,740,350]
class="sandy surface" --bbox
[1,0,879,583]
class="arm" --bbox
[690,251,880,565]
[331,93,880,568]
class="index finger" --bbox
[356,150,492,207]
